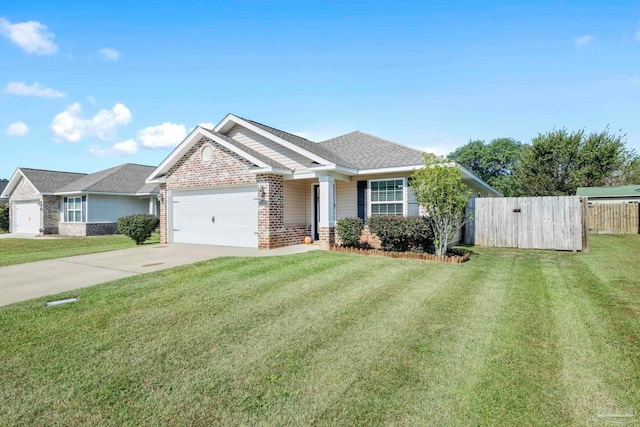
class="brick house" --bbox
[146,114,500,249]
[1,164,159,236]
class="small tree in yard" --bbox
[410,153,472,256]
[117,214,159,245]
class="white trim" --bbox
[357,165,424,175]
[457,164,503,196]
[248,167,293,175]
[54,191,159,196]
[214,114,333,166]
[367,177,407,217]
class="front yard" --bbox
[0,233,160,267]
[1,235,638,426]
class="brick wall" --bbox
[318,226,335,250]
[159,184,167,244]
[59,222,86,237]
[42,196,60,234]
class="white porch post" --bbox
[318,175,335,248]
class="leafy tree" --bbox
[449,138,522,196]
[410,153,472,256]
[515,128,633,196]
[0,204,9,232]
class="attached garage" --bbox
[170,185,258,247]
[13,201,41,234]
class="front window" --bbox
[66,197,83,222]
[370,179,404,216]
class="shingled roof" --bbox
[241,117,349,167]
[19,168,87,194]
[56,163,159,194]
[576,185,640,198]
[319,131,425,169]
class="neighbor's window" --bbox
[370,179,404,216]
[66,197,83,222]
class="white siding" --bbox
[336,180,357,219]
[88,195,150,222]
[283,180,309,225]
[226,124,313,173]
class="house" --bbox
[576,185,640,203]
[146,114,500,249]
[1,164,159,236]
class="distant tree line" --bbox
[448,128,640,197]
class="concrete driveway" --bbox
[0,243,319,307]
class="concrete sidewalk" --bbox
[0,243,319,307]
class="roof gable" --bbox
[7,168,87,196]
[146,126,291,183]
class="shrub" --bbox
[336,217,364,247]
[117,214,159,245]
[0,204,8,232]
[367,215,433,252]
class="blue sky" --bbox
[1,0,640,179]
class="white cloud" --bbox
[139,122,186,148]
[6,121,29,136]
[5,81,65,98]
[113,139,138,154]
[51,102,132,142]
[574,35,594,47]
[0,17,57,54]
[99,48,120,61]
[198,122,214,130]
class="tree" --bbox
[515,128,633,196]
[448,138,522,196]
[410,153,472,256]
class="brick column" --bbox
[318,226,335,249]
[257,174,284,249]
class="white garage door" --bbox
[171,185,258,247]
[14,201,41,234]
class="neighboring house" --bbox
[577,185,640,203]
[0,180,8,205]
[146,114,500,249]
[1,164,159,236]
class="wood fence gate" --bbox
[465,196,588,251]
[587,202,639,234]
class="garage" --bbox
[170,185,258,247]
[14,201,41,234]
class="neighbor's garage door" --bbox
[14,201,41,234]
[171,185,258,247]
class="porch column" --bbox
[318,175,335,249]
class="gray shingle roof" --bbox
[0,181,8,199]
[241,117,348,166]
[204,128,291,171]
[319,131,425,169]
[20,168,87,193]
[56,164,159,194]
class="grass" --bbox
[0,235,638,426]
[0,232,160,267]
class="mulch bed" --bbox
[329,246,470,263]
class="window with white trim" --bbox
[65,197,83,222]
[370,178,405,216]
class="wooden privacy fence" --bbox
[587,202,639,234]
[465,196,588,251]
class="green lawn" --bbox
[1,235,638,426]
[0,232,160,267]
